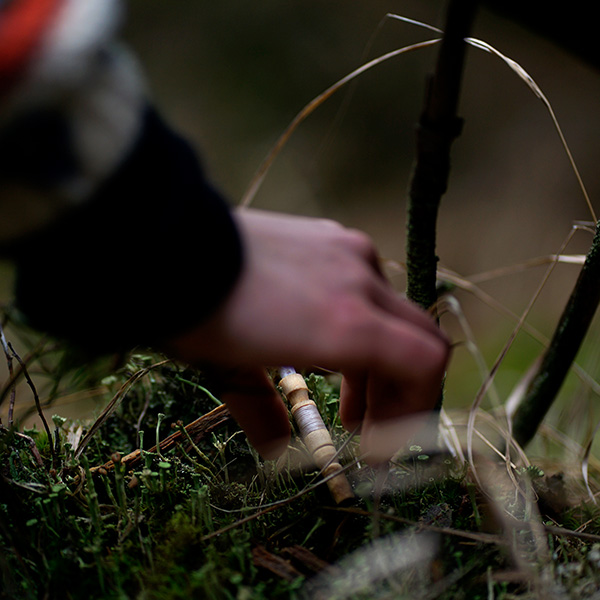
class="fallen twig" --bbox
[406,0,478,312]
[90,403,232,474]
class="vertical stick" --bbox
[406,0,478,312]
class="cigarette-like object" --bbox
[278,367,354,505]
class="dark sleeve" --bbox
[9,106,243,354]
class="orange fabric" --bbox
[0,0,63,86]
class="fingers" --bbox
[370,282,446,342]
[216,366,291,460]
[318,221,446,346]
[339,371,367,432]
[337,306,449,464]
[362,370,441,464]
[340,225,447,348]
[340,367,443,465]
[321,294,448,378]
[360,409,438,465]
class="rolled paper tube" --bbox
[279,371,354,504]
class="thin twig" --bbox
[405,0,478,312]
[0,321,16,426]
[391,12,596,223]
[90,404,231,474]
[466,227,578,488]
[512,222,600,447]
[200,458,360,542]
[74,359,171,460]
[326,506,600,547]
[0,426,44,468]
[325,505,503,545]
[8,342,55,466]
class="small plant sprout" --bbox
[51,414,67,429]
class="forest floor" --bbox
[2,347,600,600]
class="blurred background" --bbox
[121,1,600,302]
[2,1,600,452]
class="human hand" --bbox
[166,208,449,463]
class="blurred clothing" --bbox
[0,0,242,352]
